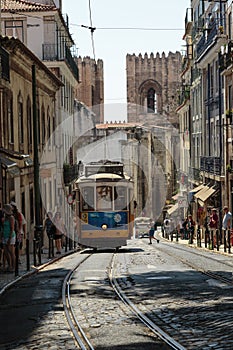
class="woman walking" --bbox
[1,204,16,272]
[53,212,66,254]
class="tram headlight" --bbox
[101,223,108,230]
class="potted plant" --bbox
[226,164,232,173]
[226,109,233,118]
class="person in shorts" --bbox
[148,223,159,244]
[2,204,16,272]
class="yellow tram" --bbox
[74,161,134,249]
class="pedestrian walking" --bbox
[222,206,232,229]
[209,208,219,247]
[148,223,159,244]
[53,212,66,254]
[1,204,16,272]
[187,214,195,244]
[182,217,188,239]
[10,202,25,260]
[44,212,53,239]
[222,206,232,246]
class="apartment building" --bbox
[178,0,233,226]
[0,36,62,247]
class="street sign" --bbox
[178,197,188,208]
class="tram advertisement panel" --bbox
[81,211,128,230]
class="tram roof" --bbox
[75,173,131,183]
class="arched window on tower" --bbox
[147,88,157,113]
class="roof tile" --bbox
[1,0,56,12]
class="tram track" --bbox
[156,238,233,285]
[109,253,187,350]
[62,252,95,350]
[117,239,233,349]
[63,249,187,349]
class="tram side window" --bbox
[114,186,127,211]
[81,187,94,211]
[96,186,112,210]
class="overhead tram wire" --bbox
[88,0,96,60]
[75,24,184,31]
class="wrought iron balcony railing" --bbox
[196,19,225,60]
[219,40,233,72]
[63,163,79,185]
[188,167,201,182]
[200,156,221,175]
[42,43,78,80]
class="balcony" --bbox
[42,43,79,80]
[219,40,233,72]
[196,20,227,62]
[63,163,79,185]
[178,86,190,106]
[200,156,221,175]
[0,46,10,81]
[189,167,201,182]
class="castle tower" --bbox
[126,51,182,127]
[75,57,104,123]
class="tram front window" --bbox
[96,186,112,210]
[81,187,94,211]
[114,186,127,211]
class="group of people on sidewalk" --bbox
[163,205,233,248]
[0,202,26,273]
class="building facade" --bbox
[0,36,62,248]
[177,0,233,228]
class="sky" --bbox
[62,0,191,120]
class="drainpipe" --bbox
[32,64,42,262]
[207,64,211,156]
[218,52,223,226]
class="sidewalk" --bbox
[157,230,233,257]
[0,248,75,295]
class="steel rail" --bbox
[62,253,94,350]
[156,240,233,285]
[109,254,187,350]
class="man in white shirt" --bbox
[222,206,232,247]
[222,206,232,230]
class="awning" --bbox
[0,155,20,176]
[194,187,216,202]
[167,202,179,215]
[189,184,206,193]
[172,193,179,201]
[194,186,210,199]
[197,187,216,203]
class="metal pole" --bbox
[32,65,43,261]
[0,0,2,36]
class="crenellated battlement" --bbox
[126,51,182,126]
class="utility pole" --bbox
[32,64,42,263]
[0,0,1,36]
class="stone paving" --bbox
[0,230,232,295]
[0,247,74,295]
